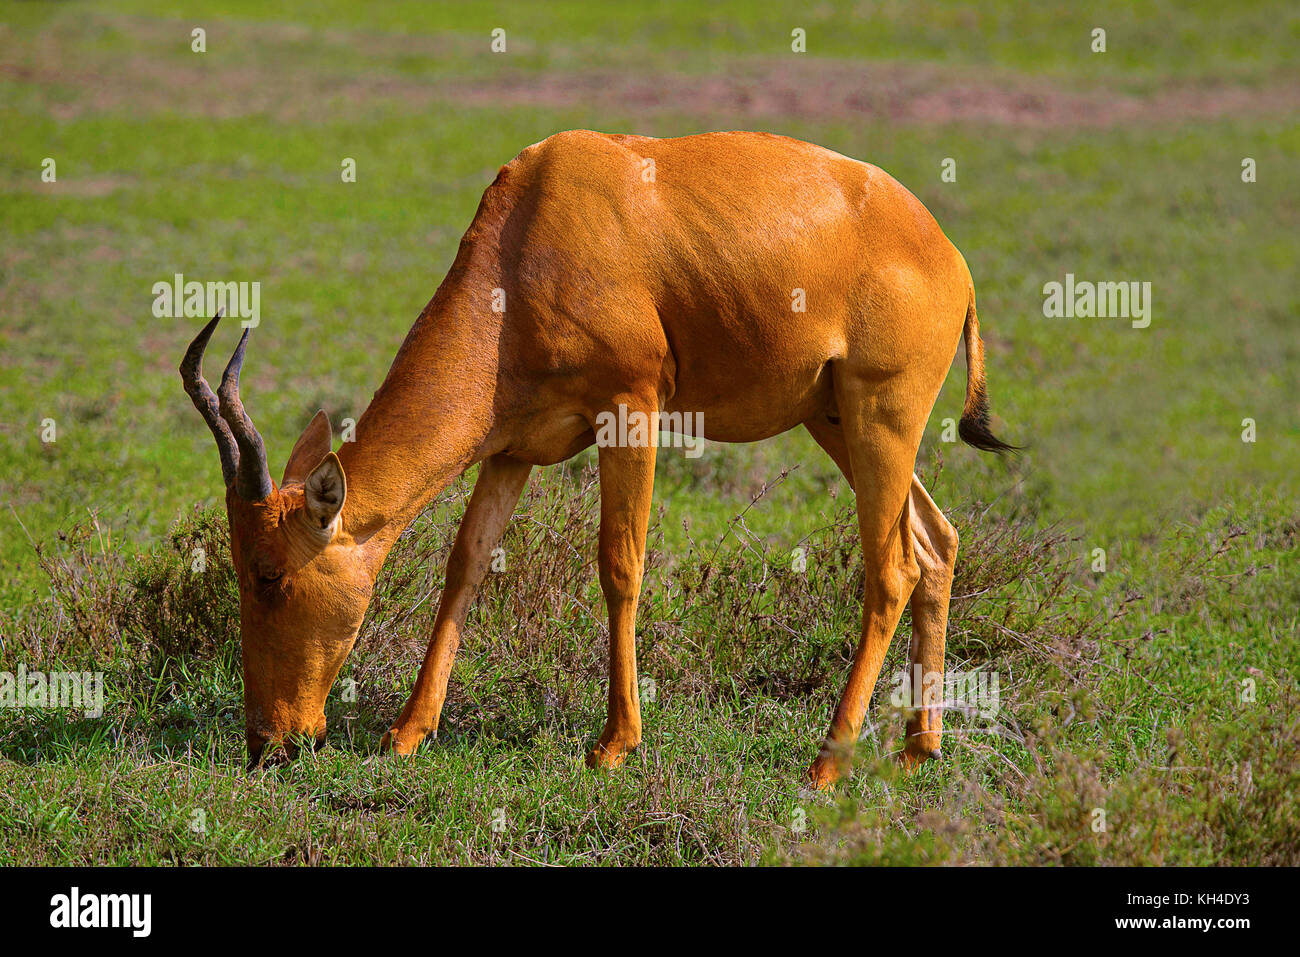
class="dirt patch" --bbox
[7,173,135,198]
[456,60,1300,129]
[3,13,1297,129]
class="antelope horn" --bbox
[180,312,239,487]
[218,325,274,501]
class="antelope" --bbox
[180,130,1015,787]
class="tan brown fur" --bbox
[182,130,1012,784]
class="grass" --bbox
[0,1,1297,864]
[3,468,1297,864]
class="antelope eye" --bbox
[255,567,283,586]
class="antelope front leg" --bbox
[586,410,658,769]
[381,454,532,755]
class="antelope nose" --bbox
[245,729,268,771]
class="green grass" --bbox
[1,1,1297,864]
[3,472,1297,864]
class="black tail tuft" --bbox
[958,391,1021,455]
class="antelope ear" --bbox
[303,452,346,531]
[282,410,332,487]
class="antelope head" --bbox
[180,315,373,769]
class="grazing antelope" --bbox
[180,130,1014,787]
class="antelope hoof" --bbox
[586,738,638,770]
[380,726,425,755]
[806,755,844,791]
[900,741,942,773]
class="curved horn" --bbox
[180,313,239,487]
[218,327,273,501]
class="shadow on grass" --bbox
[0,692,593,771]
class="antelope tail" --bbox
[958,289,1019,455]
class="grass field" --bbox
[1,2,1297,864]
